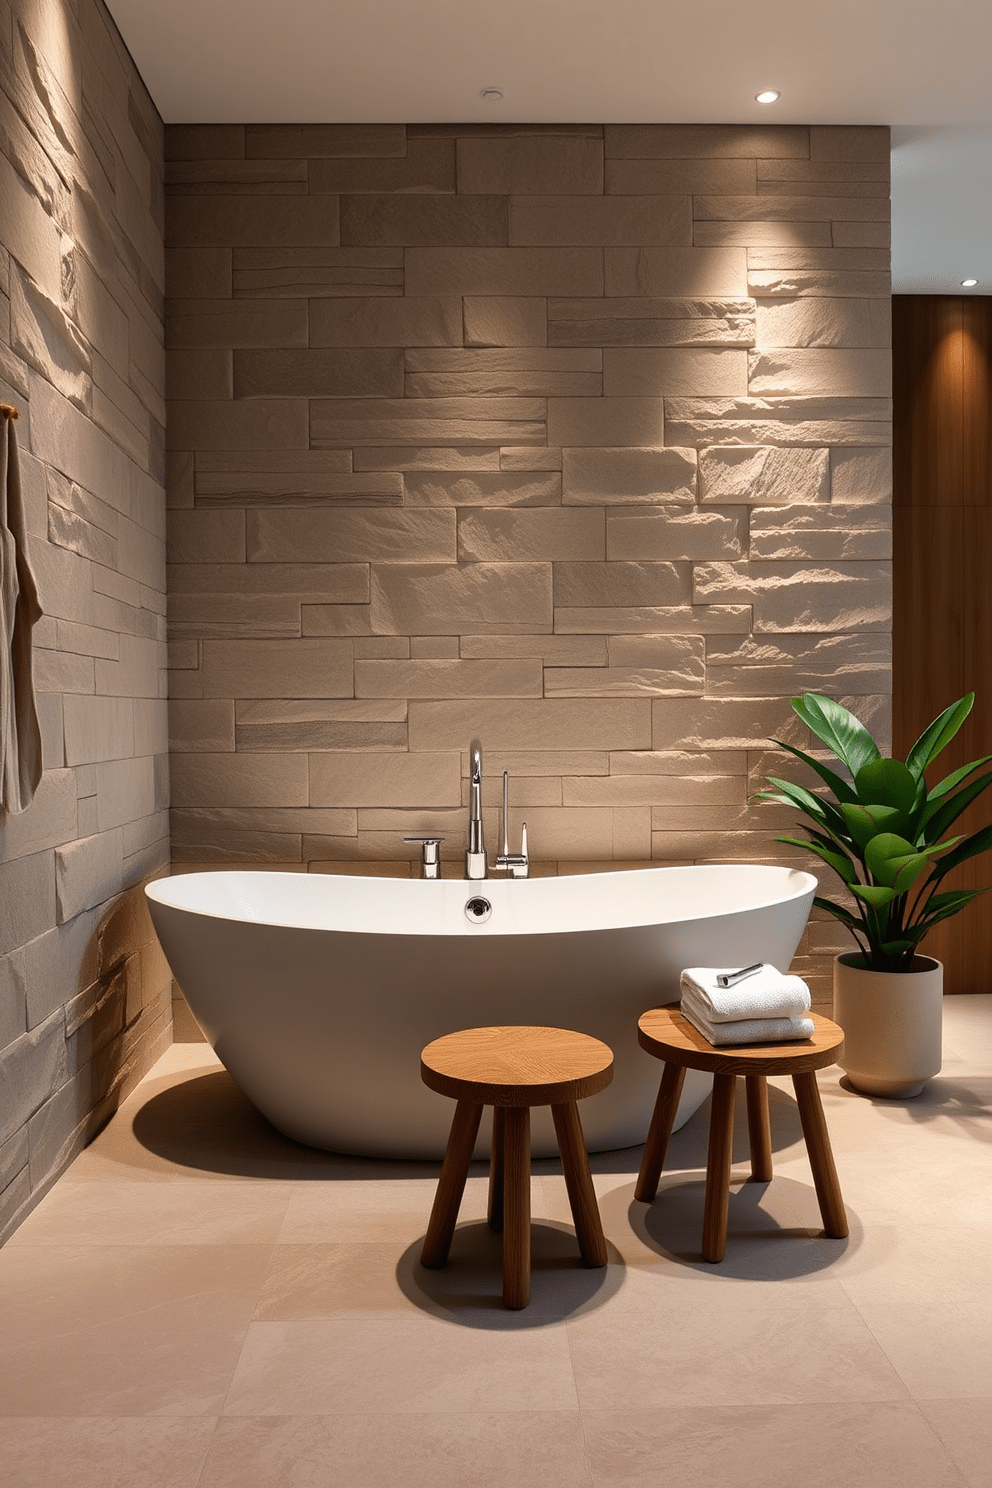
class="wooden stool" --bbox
[420,1025,614,1309]
[634,1006,848,1262]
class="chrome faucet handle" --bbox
[403,835,445,880]
[494,770,529,879]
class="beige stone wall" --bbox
[166,122,892,1014]
[0,0,169,1242]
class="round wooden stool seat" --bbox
[635,1006,848,1262]
[420,1025,614,1309]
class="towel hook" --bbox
[0,403,19,420]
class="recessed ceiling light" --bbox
[755,90,781,104]
[480,88,504,103]
[961,278,979,287]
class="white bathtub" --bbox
[146,864,816,1159]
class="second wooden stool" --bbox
[420,1024,614,1308]
[635,1005,848,1262]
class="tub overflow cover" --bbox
[464,896,492,924]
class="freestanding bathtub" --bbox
[146,864,816,1159]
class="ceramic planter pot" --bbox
[832,952,943,1098]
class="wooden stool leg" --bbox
[793,1071,849,1239]
[634,1063,686,1202]
[745,1075,773,1182]
[702,1073,736,1263]
[488,1106,505,1232]
[552,1101,607,1268]
[502,1106,531,1309]
[421,1100,484,1269]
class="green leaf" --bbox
[757,776,831,823]
[863,832,917,886]
[923,753,992,807]
[916,889,987,925]
[880,938,916,957]
[920,772,992,843]
[791,694,881,778]
[905,694,974,780]
[850,883,900,907]
[775,837,857,884]
[927,824,992,882]
[840,802,904,851]
[854,758,918,815]
[812,896,864,930]
[768,738,860,805]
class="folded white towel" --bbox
[680,964,811,1022]
[681,996,815,1047]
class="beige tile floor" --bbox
[1,997,990,1487]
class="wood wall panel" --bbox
[893,296,992,993]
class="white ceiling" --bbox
[104,0,992,294]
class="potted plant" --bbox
[756,692,992,1097]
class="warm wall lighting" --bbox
[961,278,979,287]
[755,90,780,104]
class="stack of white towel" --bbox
[680,964,814,1047]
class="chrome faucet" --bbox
[494,770,529,879]
[465,738,487,880]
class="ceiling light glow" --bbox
[961,278,979,287]
[755,90,780,104]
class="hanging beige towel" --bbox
[0,406,43,814]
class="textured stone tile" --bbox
[547,397,663,448]
[355,659,542,698]
[233,348,404,399]
[173,806,357,835]
[749,503,891,560]
[667,397,891,448]
[169,399,308,451]
[554,561,690,608]
[166,195,341,246]
[604,347,748,396]
[167,593,302,640]
[563,766,740,806]
[309,138,455,193]
[699,446,829,504]
[309,752,460,807]
[310,296,462,347]
[747,247,890,273]
[28,375,131,508]
[748,269,891,299]
[458,136,603,193]
[458,508,604,562]
[245,124,406,157]
[406,471,561,507]
[92,756,159,832]
[197,638,354,698]
[47,504,116,568]
[231,247,404,299]
[166,348,233,401]
[606,505,744,561]
[831,446,892,504]
[605,125,809,159]
[169,562,368,604]
[651,695,809,751]
[545,653,705,696]
[463,297,548,349]
[354,447,501,472]
[705,632,891,696]
[409,698,651,751]
[167,510,245,563]
[236,699,406,723]
[409,637,459,659]
[697,194,889,223]
[165,159,308,194]
[311,396,545,448]
[299,606,372,637]
[562,446,696,504]
[606,246,747,297]
[340,194,506,247]
[695,221,833,249]
[610,748,746,776]
[405,247,602,298]
[10,265,90,408]
[0,770,77,862]
[500,447,562,472]
[833,221,890,249]
[169,700,236,752]
[510,196,691,246]
[549,296,755,348]
[0,1010,66,1147]
[169,753,309,808]
[247,508,455,564]
[371,563,551,635]
[166,124,246,159]
[755,296,891,348]
[606,157,757,194]
[693,559,891,632]
[749,348,892,398]
[166,299,307,349]
[55,830,123,922]
[165,247,232,298]
[810,126,890,163]
[0,151,62,303]
[553,604,751,634]
[63,696,134,766]
[460,635,607,665]
[93,633,164,699]
[235,720,408,752]
[405,348,601,400]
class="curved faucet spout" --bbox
[465,738,487,879]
